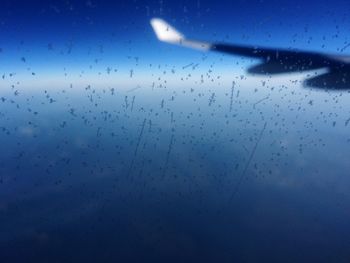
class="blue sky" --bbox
[1,0,350,81]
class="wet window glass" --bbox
[1,1,350,262]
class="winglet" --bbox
[150,18,184,44]
[150,18,211,51]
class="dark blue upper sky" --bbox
[1,0,350,74]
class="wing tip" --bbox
[150,18,184,43]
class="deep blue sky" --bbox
[1,0,350,76]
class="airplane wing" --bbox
[150,18,350,90]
